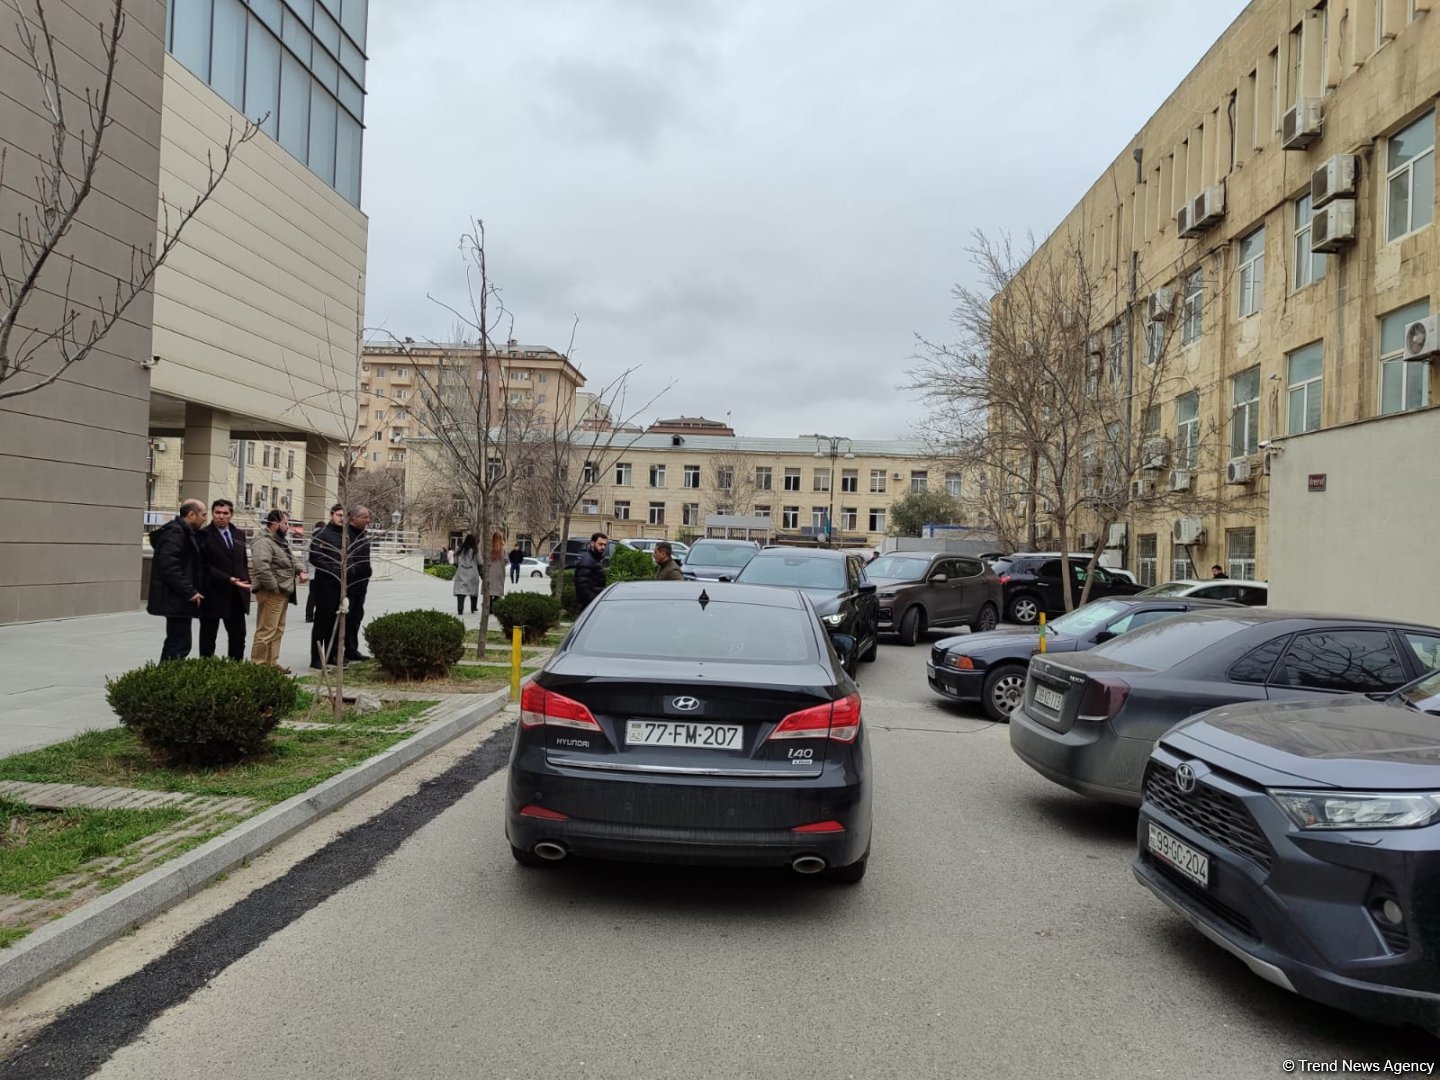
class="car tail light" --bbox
[1076,676,1130,722]
[999,574,1012,584]
[792,820,845,833]
[519,804,568,820]
[767,693,862,744]
[519,683,601,732]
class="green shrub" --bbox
[105,658,297,765]
[556,569,580,618]
[364,609,466,679]
[491,593,563,645]
[425,564,456,580]
[606,543,655,585]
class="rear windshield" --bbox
[868,555,931,580]
[1049,599,1130,637]
[738,556,847,590]
[571,599,818,664]
[688,544,756,567]
[1088,615,1251,670]
[990,558,1014,576]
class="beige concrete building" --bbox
[146,437,309,531]
[1009,0,1437,586]
[0,0,370,624]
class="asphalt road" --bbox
[7,632,1439,1079]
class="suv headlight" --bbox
[821,613,845,626]
[1269,790,1440,830]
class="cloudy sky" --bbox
[361,0,1249,441]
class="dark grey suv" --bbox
[867,553,1003,646]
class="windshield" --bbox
[868,555,931,580]
[1090,615,1251,670]
[688,544,757,568]
[572,599,817,664]
[1048,599,1131,637]
[1396,670,1440,714]
[991,558,1014,576]
[737,556,847,590]
[1138,581,1192,597]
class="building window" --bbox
[243,481,254,506]
[581,498,599,515]
[1286,342,1324,434]
[1380,299,1431,414]
[1172,545,1195,582]
[910,470,928,492]
[613,500,631,520]
[754,466,773,491]
[246,441,255,465]
[682,503,700,526]
[388,450,403,463]
[582,461,597,484]
[615,462,631,486]
[683,465,701,489]
[1237,227,1265,317]
[286,449,296,478]
[840,507,858,531]
[1176,391,1199,469]
[1181,268,1203,345]
[716,466,734,491]
[283,488,293,509]
[170,0,213,81]
[258,485,269,506]
[262,445,272,467]
[649,464,666,488]
[1386,112,1434,243]
[840,469,858,493]
[869,470,887,494]
[812,507,828,530]
[944,473,962,497]
[813,469,831,493]
[1137,534,1158,587]
[1231,367,1261,457]
[1146,319,1166,364]
[868,508,887,533]
[783,468,801,492]
[1227,528,1258,580]
[648,502,666,526]
[782,506,800,529]
[372,431,382,442]
[753,505,770,519]
[1293,193,1327,290]
[1107,321,1125,384]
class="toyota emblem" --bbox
[1175,763,1198,794]
[672,696,701,712]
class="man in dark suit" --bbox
[197,499,253,660]
[309,504,374,667]
[147,499,209,662]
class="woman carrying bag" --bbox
[452,534,480,615]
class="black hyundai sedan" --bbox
[929,596,1238,721]
[731,548,879,676]
[1134,669,1440,1030]
[1009,609,1440,807]
[505,581,872,882]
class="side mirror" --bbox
[929,573,948,584]
[858,581,877,595]
[717,575,732,583]
[1093,630,1117,644]
[830,633,856,658]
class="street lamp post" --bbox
[813,435,854,545]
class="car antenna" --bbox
[698,589,710,610]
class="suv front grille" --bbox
[1145,762,1273,873]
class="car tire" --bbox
[1007,595,1040,625]
[510,844,547,867]
[969,603,999,633]
[982,663,1028,722]
[897,606,921,646]
[530,570,543,577]
[823,849,869,884]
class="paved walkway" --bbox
[0,571,554,758]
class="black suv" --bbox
[993,554,1143,625]
[732,547,879,676]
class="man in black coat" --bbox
[309,505,375,667]
[147,499,209,662]
[573,532,609,611]
[197,499,253,660]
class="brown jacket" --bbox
[250,528,301,599]
[654,558,684,582]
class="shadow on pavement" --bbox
[1021,790,1138,845]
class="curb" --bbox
[0,687,516,1005]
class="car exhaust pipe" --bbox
[791,855,827,875]
[533,842,568,862]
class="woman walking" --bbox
[452,534,480,615]
[488,532,508,607]
[250,509,306,673]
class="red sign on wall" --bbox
[1307,474,1327,492]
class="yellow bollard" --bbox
[1038,611,1047,654]
[511,626,523,700]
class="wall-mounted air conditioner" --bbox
[1311,201,1357,252]
[1282,99,1323,150]
[1148,288,1176,322]
[1168,469,1193,492]
[1401,316,1439,362]
[1225,457,1254,484]
[1173,517,1204,545]
[1191,183,1226,231]
[1311,154,1358,207]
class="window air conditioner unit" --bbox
[1131,477,1157,500]
[1191,183,1226,231]
[1281,99,1323,150]
[152,439,167,452]
[1148,288,1176,321]
[892,472,904,480]
[1311,201,1357,252]
[1168,468,1193,492]
[1176,203,1197,238]
[1107,523,1128,547]
[1225,457,1254,484]
[1141,436,1171,471]
[1173,517,1204,545]
[1311,154,1358,208]
[1401,316,1439,362]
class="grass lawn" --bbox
[294,697,439,729]
[483,628,566,647]
[300,661,507,696]
[0,797,191,896]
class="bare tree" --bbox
[0,0,258,402]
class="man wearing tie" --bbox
[198,499,253,660]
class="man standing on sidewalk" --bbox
[309,505,375,667]
[574,532,609,610]
[147,499,208,662]
[250,509,306,672]
[197,499,252,660]
[652,542,684,581]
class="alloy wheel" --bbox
[991,674,1026,716]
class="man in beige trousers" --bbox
[249,509,306,673]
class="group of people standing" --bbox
[450,532,509,615]
[571,532,683,613]
[146,500,374,673]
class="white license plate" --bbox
[625,720,743,750]
[1148,823,1209,888]
[926,663,936,677]
[1034,685,1065,711]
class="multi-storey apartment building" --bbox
[1004,0,1437,601]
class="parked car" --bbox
[619,538,690,563]
[865,552,1003,646]
[1139,578,1269,606]
[1134,667,1440,1030]
[681,539,760,581]
[1009,609,1440,806]
[929,596,1238,721]
[992,554,1144,625]
[519,556,549,578]
[732,548,879,676]
[505,580,873,882]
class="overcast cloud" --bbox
[361,0,1249,440]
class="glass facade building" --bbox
[167,0,366,207]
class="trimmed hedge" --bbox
[425,564,456,580]
[364,609,466,679]
[105,658,297,765]
[490,593,563,645]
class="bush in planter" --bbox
[425,564,456,581]
[555,569,580,618]
[491,593,563,645]
[105,658,297,765]
[605,543,656,585]
[364,609,466,679]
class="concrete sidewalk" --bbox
[0,569,554,758]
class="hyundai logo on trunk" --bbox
[671,696,701,712]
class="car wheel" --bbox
[510,844,547,867]
[530,570,543,577]
[982,663,1028,722]
[897,606,921,646]
[1007,595,1040,625]
[969,603,999,633]
[823,849,869,884]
